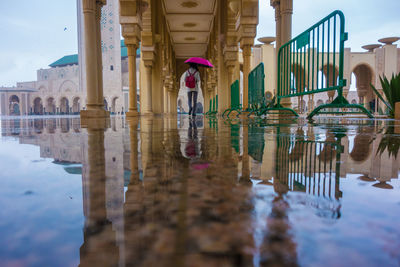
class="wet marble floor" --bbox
[0,115,400,267]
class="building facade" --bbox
[0,0,139,116]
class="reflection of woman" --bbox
[184,119,199,159]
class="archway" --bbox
[351,64,375,112]
[46,97,56,115]
[9,95,20,116]
[60,97,70,114]
[33,97,44,115]
[72,97,80,114]
[322,64,339,102]
[316,99,324,107]
[60,118,70,133]
[291,64,307,113]
[34,119,44,133]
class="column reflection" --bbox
[79,121,119,267]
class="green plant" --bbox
[376,125,400,159]
[371,73,400,118]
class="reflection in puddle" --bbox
[0,116,399,266]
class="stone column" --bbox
[273,1,282,49]
[279,0,293,108]
[128,119,140,183]
[242,44,252,109]
[81,0,108,119]
[280,0,293,45]
[126,43,139,117]
[144,64,153,115]
[83,0,98,110]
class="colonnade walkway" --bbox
[79,0,296,120]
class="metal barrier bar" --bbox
[222,80,241,117]
[207,95,218,116]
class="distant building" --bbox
[0,0,140,116]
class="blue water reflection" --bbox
[0,116,399,267]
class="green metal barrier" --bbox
[275,129,345,200]
[206,95,218,116]
[263,10,373,119]
[222,80,241,117]
[206,99,212,115]
[230,123,240,153]
[246,63,266,116]
[248,124,265,162]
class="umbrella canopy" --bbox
[185,57,214,68]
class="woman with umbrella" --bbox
[183,57,213,117]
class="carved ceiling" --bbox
[161,0,217,59]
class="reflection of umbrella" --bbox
[185,57,214,68]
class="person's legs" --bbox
[187,91,193,115]
[192,91,198,116]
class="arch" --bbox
[316,99,324,107]
[72,97,81,114]
[351,99,357,104]
[351,63,375,112]
[291,64,307,94]
[111,96,118,113]
[59,80,77,93]
[60,118,70,133]
[321,64,340,101]
[59,97,70,114]
[46,118,56,133]
[9,95,20,115]
[34,119,44,133]
[33,97,44,115]
[46,97,56,114]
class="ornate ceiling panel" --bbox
[162,0,217,59]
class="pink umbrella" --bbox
[185,57,214,68]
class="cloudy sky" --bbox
[0,0,399,86]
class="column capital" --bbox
[142,45,155,67]
[82,0,97,12]
[124,36,140,48]
[240,39,254,51]
[270,0,280,8]
[280,0,293,14]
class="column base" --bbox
[280,98,292,108]
[126,110,139,117]
[80,109,110,119]
[142,111,154,116]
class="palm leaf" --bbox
[370,73,400,118]
[371,83,392,112]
